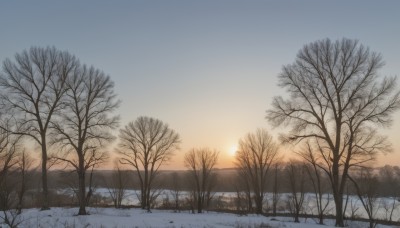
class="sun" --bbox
[228,145,238,156]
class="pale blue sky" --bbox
[1,1,400,168]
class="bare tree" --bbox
[0,47,79,210]
[50,65,119,215]
[235,129,279,214]
[0,125,21,211]
[184,148,219,213]
[104,163,128,208]
[233,167,253,213]
[300,142,331,224]
[266,38,400,226]
[0,127,20,189]
[348,167,380,228]
[0,122,24,227]
[118,116,180,211]
[378,166,399,222]
[169,172,182,212]
[285,160,306,223]
[381,197,398,223]
[16,150,35,214]
[271,163,282,216]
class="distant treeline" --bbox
[2,164,398,198]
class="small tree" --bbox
[271,163,282,216]
[285,160,306,223]
[105,163,128,208]
[16,151,35,214]
[0,122,23,227]
[118,116,180,211]
[51,65,119,215]
[378,165,399,222]
[0,121,21,211]
[300,142,331,224]
[235,129,279,214]
[184,148,219,213]
[233,168,253,213]
[169,172,182,212]
[348,167,380,228]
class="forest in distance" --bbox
[1,38,400,228]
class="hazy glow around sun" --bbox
[229,145,238,156]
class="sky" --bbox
[1,1,400,169]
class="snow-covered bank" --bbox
[91,188,400,221]
[1,207,394,228]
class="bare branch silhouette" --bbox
[267,38,400,226]
[0,47,79,209]
[118,116,180,211]
[234,129,280,214]
[50,65,119,215]
[184,148,219,213]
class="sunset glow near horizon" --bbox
[1,1,400,170]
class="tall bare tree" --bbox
[184,148,219,213]
[118,116,180,211]
[267,38,400,226]
[0,47,78,209]
[51,65,119,215]
[235,129,279,214]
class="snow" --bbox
[13,188,396,227]
[1,207,394,228]
[93,188,400,221]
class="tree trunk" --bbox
[272,166,278,216]
[78,156,87,215]
[17,170,25,214]
[334,193,344,227]
[175,196,179,212]
[333,151,345,227]
[272,169,278,216]
[78,171,87,215]
[143,169,148,209]
[318,213,324,225]
[294,212,300,223]
[369,220,374,228]
[41,139,49,210]
[255,194,263,214]
[247,192,252,213]
[146,187,151,212]
[141,185,146,209]
[317,192,324,224]
[197,194,202,213]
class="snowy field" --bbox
[1,207,395,228]
[8,188,395,227]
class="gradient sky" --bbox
[1,1,400,169]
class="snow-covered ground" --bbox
[25,188,397,227]
[1,207,394,228]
